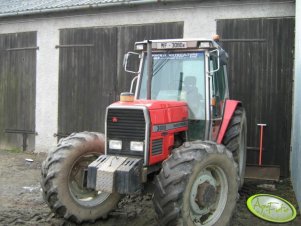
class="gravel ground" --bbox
[0,149,300,226]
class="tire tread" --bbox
[153,141,238,226]
[41,132,104,223]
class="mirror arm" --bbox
[130,76,138,94]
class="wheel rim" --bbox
[68,153,110,207]
[189,165,228,226]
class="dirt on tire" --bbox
[0,149,300,226]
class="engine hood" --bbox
[109,99,187,110]
[109,99,189,124]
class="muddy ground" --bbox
[0,149,300,226]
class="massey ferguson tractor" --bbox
[41,38,247,226]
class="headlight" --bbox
[130,141,144,151]
[109,140,122,150]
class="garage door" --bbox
[217,18,294,177]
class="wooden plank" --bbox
[245,165,280,181]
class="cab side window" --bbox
[210,59,228,118]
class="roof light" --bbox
[135,44,144,50]
[199,42,211,48]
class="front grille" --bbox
[152,139,163,156]
[106,108,146,157]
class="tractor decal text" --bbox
[153,121,188,132]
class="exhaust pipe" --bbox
[146,40,152,100]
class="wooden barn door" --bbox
[57,27,117,136]
[58,22,183,137]
[217,18,294,177]
[0,32,37,151]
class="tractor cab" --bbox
[125,39,229,141]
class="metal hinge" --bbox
[5,46,39,51]
[220,39,266,42]
[55,44,94,48]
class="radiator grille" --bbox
[152,139,163,156]
[106,108,146,157]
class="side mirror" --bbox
[123,52,141,74]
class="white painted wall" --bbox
[291,0,301,214]
[0,1,295,152]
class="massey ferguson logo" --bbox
[112,117,119,123]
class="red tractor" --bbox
[41,38,247,226]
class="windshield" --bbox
[138,51,206,120]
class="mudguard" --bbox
[217,100,241,144]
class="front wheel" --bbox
[153,141,239,226]
[41,132,120,223]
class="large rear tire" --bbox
[41,132,120,223]
[222,106,247,189]
[153,141,239,226]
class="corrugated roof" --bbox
[0,0,150,16]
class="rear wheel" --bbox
[153,141,239,226]
[222,106,247,188]
[41,132,120,223]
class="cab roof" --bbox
[135,38,222,50]
[134,38,229,64]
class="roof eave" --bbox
[0,0,160,18]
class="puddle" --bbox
[22,185,41,193]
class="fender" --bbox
[217,100,241,144]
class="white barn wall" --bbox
[291,0,301,213]
[0,1,295,152]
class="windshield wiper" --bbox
[153,58,170,77]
